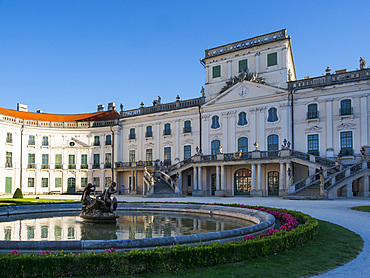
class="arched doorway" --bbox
[67,177,76,194]
[234,169,251,195]
[267,171,279,195]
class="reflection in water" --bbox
[0,211,254,241]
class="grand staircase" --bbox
[143,169,181,198]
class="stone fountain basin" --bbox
[0,203,275,253]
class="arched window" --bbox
[307,103,318,119]
[340,99,352,116]
[237,112,248,126]
[234,168,251,194]
[238,137,248,153]
[211,116,220,129]
[267,107,278,122]
[267,134,279,157]
[211,140,221,155]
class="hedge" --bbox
[0,204,319,277]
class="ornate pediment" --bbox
[183,139,194,145]
[129,144,137,150]
[219,71,266,94]
[162,141,173,147]
[144,142,155,148]
[52,137,90,149]
[305,126,323,133]
[337,122,356,130]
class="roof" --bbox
[0,107,120,122]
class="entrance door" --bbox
[234,169,251,195]
[268,171,279,195]
[5,177,12,194]
[67,177,76,194]
[211,173,216,195]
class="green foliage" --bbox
[351,206,370,212]
[12,188,23,199]
[0,207,319,278]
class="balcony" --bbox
[341,148,354,156]
[55,164,63,170]
[41,164,49,169]
[308,150,320,156]
[28,163,36,169]
[339,107,353,116]
[81,164,88,169]
[5,162,13,168]
[163,129,171,136]
[183,127,192,134]
[68,164,76,169]
[145,131,153,138]
[93,163,100,169]
[306,111,319,120]
[164,160,171,166]
[129,134,136,140]
[105,163,112,169]
[93,142,100,147]
[105,141,111,146]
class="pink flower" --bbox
[104,248,116,253]
[9,250,20,255]
[41,250,51,255]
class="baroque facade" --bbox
[1,30,369,198]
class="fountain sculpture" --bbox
[80,181,118,222]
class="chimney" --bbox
[97,104,105,112]
[36,110,43,113]
[107,102,115,111]
[17,103,28,112]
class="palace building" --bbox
[1,30,369,199]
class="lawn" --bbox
[351,206,370,212]
[0,198,78,206]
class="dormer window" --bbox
[267,52,277,67]
[212,65,221,78]
[237,112,248,126]
[267,108,278,122]
[211,116,220,129]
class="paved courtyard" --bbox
[4,194,370,277]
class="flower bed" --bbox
[0,203,319,277]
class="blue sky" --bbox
[0,0,369,114]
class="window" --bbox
[267,134,279,157]
[238,59,248,73]
[42,136,49,146]
[105,153,112,168]
[5,152,12,168]
[211,115,220,129]
[28,153,35,169]
[68,154,76,169]
[267,52,277,67]
[28,135,35,145]
[81,177,88,187]
[307,103,318,119]
[211,140,221,155]
[54,226,62,240]
[28,177,35,188]
[105,135,112,145]
[238,137,248,153]
[55,154,62,169]
[163,123,171,136]
[42,154,49,169]
[93,177,100,187]
[41,226,48,239]
[129,128,136,140]
[81,154,88,169]
[234,169,252,194]
[105,177,112,187]
[6,132,12,143]
[340,99,352,116]
[212,65,221,78]
[93,154,100,169]
[237,112,248,126]
[164,147,171,166]
[307,134,319,156]
[4,228,11,241]
[68,227,75,239]
[184,145,191,159]
[129,150,135,162]
[55,178,62,188]
[93,136,100,146]
[146,126,153,137]
[146,149,152,162]
[41,178,48,188]
[340,131,353,156]
[184,120,192,133]
[267,107,278,122]
[27,226,35,239]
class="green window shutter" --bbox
[267,52,277,67]
[238,59,248,73]
[212,65,221,78]
[55,178,62,188]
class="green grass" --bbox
[0,198,78,206]
[101,220,362,278]
[351,206,370,212]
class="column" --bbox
[221,113,228,153]
[175,119,180,160]
[255,52,260,73]
[113,127,120,164]
[156,122,161,161]
[131,170,135,191]
[256,163,262,196]
[279,163,285,196]
[250,164,257,196]
[202,115,210,154]
[249,109,257,145]
[360,94,369,146]
[228,60,232,79]
[135,169,138,193]
[285,162,291,192]
[216,165,220,190]
[138,124,143,160]
[177,171,182,195]
[228,111,236,152]
[198,166,202,192]
[193,167,198,191]
[326,99,334,157]
[221,165,225,191]
[364,175,369,198]
[205,66,209,84]
[280,104,288,144]
[258,108,266,150]
[282,46,287,69]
